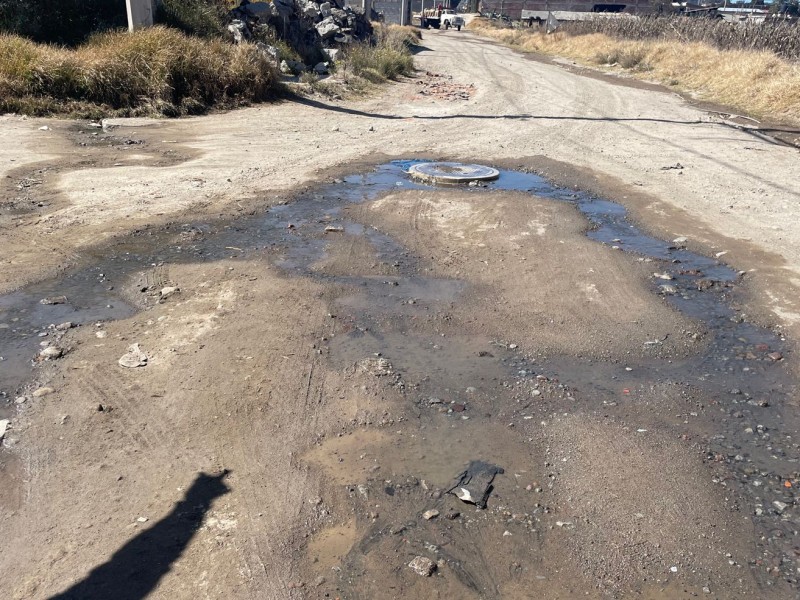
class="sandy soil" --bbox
[1,30,799,600]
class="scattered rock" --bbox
[768,352,783,361]
[119,343,148,368]
[313,62,330,75]
[96,330,108,339]
[659,284,678,295]
[0,419,9,443]
[444,509,460,520]
[324,225,344,233]
[32,386,54,397]
[357,357,392,376]
[40,296,67,305]
[773,500,788,514]
[408,555,436,577]
[39,346,63,360]
[55,322,74,331]
[422,509,439,520]
[159,286,179,300]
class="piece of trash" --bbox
[119,343,148,368]
[446,460,504,509]
[38,125,50,131]
[40,296,68,305]
[653,272,673,280]
[324,226,344,233]
[408,556,436,577]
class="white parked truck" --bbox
[421,7,464,30]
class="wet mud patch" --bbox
[1,160,798,598]
[546,414,756,594]
[302,421,595,599]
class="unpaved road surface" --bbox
[1,31,799,600]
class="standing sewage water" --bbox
[0,160,797,590]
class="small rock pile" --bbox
[227,0,373,75]
[416,72,475,102]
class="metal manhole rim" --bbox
[406,162,500,185]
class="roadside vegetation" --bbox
[0,0,418,117]
[469,17,800,124]
[0,26,279,118]
[342,25,419,83]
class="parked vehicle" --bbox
[421,7,464,30]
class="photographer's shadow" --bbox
[50,471,230,600]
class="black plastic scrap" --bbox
[446,461,504,509]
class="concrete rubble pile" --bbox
[227,0,373,75]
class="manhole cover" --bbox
[407,162,500,185]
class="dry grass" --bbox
[0,26,280,117]
[340,24,418,83]
[565,15,800,60]
[468,18,800,124]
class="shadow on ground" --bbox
[49,471,230,600]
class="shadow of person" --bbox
[49,471,230,600]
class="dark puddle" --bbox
[1,161,797,588]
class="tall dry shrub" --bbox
[0,26,280,116]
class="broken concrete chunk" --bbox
[408,555,436,577]
[446,460,504,509]
[119,343,148,368]
[316,16,341,39]
[323,48,340,62]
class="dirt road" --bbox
[1,30,799,599]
